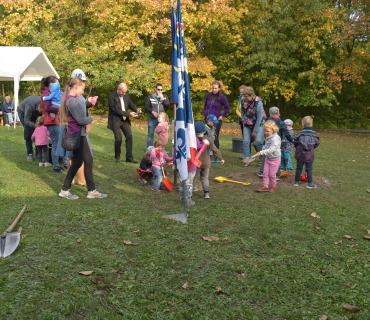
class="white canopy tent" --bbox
[0,46,59,127]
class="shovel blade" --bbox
[1,232,20,258]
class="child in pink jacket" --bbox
[150,139,172,192]
[155,112,170,145]
[31,116,51,167]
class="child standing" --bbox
[205,114,217,161]
[139,146,155,183]
[31,116,51,167]
[150,139,172,192]
[193,121,224,199]
[292,116,320,189]
[155,112,170,145]
[280,119,295,170]
[42,82,63,121]
[255,120,281,193]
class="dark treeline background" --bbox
[1,0,369,128]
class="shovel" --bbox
[215,176,250,186]
[243,156,255,163]
[192,139,210,168]
[1,205,27,258]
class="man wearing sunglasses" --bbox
[144,83,170,147]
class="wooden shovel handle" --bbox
[1,205,27,238]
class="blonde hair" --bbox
[241,86,255,96]
[302,116,313,128]
[59,78,85,126]
[154,138,166,148]
[35,116,44,127]
[159,112,169,123]
[263,120,279,133]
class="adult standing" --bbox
[59,77,106,199]
[18,95,42,161]
[41,76,65,173]
[144,83,170,147]
[240,86,266,168]
[108,83,141,163]
[203,81,230,150]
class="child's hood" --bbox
[51,82,61,92]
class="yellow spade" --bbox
[214,176,250,186]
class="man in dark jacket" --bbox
[107,83,141,163]
[18,95,42,160]
[144,83,170,147]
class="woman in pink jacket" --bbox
[31,116,51,167]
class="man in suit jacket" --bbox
[108,83,141,163]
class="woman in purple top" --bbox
[203,81,230,150]
[58,77,106,200]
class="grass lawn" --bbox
[0,120,369,320]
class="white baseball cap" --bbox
[70,69,87,81]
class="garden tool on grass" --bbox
[1,205,27,258]
[156,149,174,192]
[215,176,250,186]
[280,171,292,178]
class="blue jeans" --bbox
[151,166,162,190]
[147,117,159,147]
[242,125,264,158]
[47,124,61,170]
[295,161,313,184]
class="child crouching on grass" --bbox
[255,120,281,193]
[292,116,320,189]
[139,146,155,183]
[150,139,172,192]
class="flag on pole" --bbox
[171,0,197,181]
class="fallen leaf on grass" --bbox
[367,189,370,193]
[96,165,102,168]
[168,301,176,306]
[319,315,328,320]
[123,241,139,246]
[202,236,219,242]
[241,273,246,277]
[344,316,349,320]
[91,278,98,284]
[347,244,358,248]
[326,252,332,258]
[334,240,342,245]
[223,237,228,240]
[77,238,82,243]
[352,160,356,162]
[182,282,189,289]
[342,304,360,312]
[21,233,27,238]
[316,227,320,230]
[363,236,370,240]
[368,230,370,234]
[344,235,353,240]
[93,291,104,296]
[104,133,107,136]
[79,271,94,276]
[246,254,252,258]
[18,227,22,234]
[111,269,119,273]
[311,212,320,219]
[214,286,224,294]
[132,230,140,233]
[301,252,307,256]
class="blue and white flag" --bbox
[171,0,197,181]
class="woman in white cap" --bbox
[56,69,95,185]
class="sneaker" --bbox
[269,187,276,193]
[257,171,264,178]
[27,154,33,161]
[39,162,43,167]
[292,181,299,186]
[87,189,107,198]
[257,186,269,192]
[59,189,79,200]
[193,186,198,192]
[204,192,210,199]
[53,167,66,173]
[151,188,161,192]
[306,183,317,189]
[186,198,195,207]
[115,157,120,163]
[276,176,281,181]
[139,177,147,184]
[44,162,52,167]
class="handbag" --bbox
[61,105,81,151]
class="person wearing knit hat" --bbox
[138,146,155,183]
[280,119,295,170]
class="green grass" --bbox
[0,122,369,319]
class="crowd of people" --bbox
[3,76,320,201]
